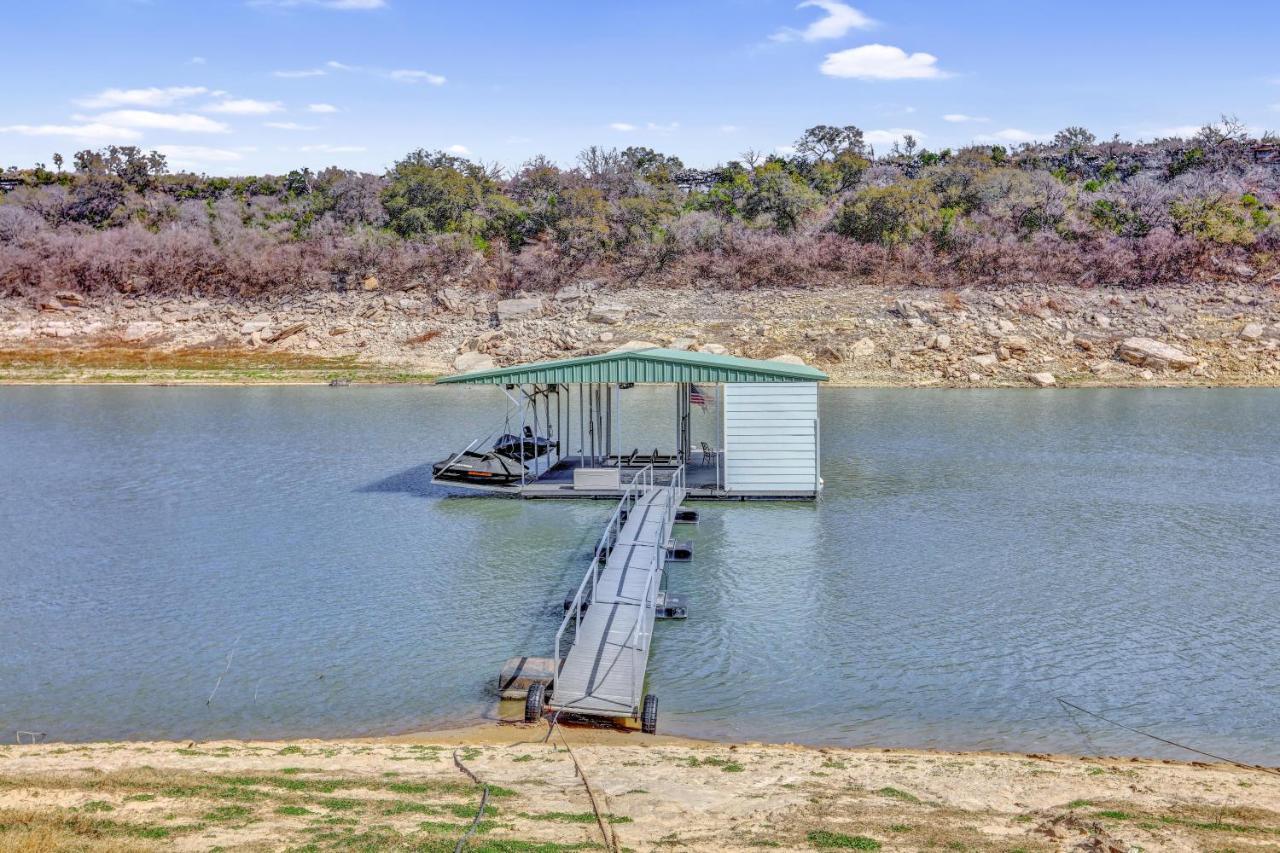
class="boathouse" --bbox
[433,347,828,499]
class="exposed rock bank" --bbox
[3,282,1279,385]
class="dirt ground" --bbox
[2,723,1278,852]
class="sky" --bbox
[1,0,1278,176]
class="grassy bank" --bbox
[1,725,1277,851]
[0,345,436,385]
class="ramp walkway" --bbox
[550,465,685,717]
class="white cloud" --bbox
[204,98,284,115]
[775,144,797,155]
[265,121,317,130]
[298,144,367,152]
[387,69,447,85]
[189,57,207,65]
[975,128,1040,143]
[446,144,470,155]
[719,124,741,133]
[646,121,680,133]
[77,86,208,108]
[609,122,637,131]
[943,113,988,123]
[326,60,356,71]
[0,122,141,141]
[154,145,245,170]
[307,103,339,113]
[820,44,949,80]
[273,68,327,78]
[90,110,231,133]
[865,128,925,146]
[771,0,874,43]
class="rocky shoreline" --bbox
[2,281,1279,386]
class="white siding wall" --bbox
[722,382,819,493]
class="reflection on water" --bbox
[1,386,1278,762]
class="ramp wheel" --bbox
[524,684,545,723]
[641,694,658,735]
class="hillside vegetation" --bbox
[2,118,1278,299]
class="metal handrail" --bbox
[433,437,483,479]
[627,462,683,709]
[552,464,655,685]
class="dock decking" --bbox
[549,469,685,717]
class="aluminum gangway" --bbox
[544,464,686,728]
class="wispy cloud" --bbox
[820,44,949,80]
[865,128,924,146]
[298,143,368,152]
[155,145,246,169]
[204,98,284,115]
[943,113,988,123]
[89,110,230,133]
[771,0,874,43]
[188,57,207,65]
[446,144,470,155]
[387,69,447,85]
[719,124,741,133]
[273,68,327,78]
[265,121,318,130]
[975,128,1040,143]
[76,86,208,108]
[307,103,339,113]
[775,144,797,155]
[0,122,141,141]
[609,122,637,131]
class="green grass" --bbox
[876,787,920,804]
[807,830,882,850]
[275,805,312,816]
[1096,810,1133,820]
[315,797,361,811]
[1068,799,1093,809]
[512,754,535,762]
[684,756,745,772]
[80,800,114,813]
[522,811,632,824]
[202,805,252,822]
[123,793,155,802]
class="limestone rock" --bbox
[610,340,659,353]
[266,322,307,344]
[496,297,544,322]
[1240,322,1264,342]
[1027,372,1056,388]
[437,287,466,312]
[697,343,728,355]
[453,351,496,373]
[669,337,697,351]
[771,353,807,365]
[970,353,998,368]
[1001,335,1030,353]
[240,316,271,335]
[361,275,380,291]
[588,304,630,325]
[849,337,876,358]
[121,321,163,342]
[1116,337,1197,370]
[932,333,952,351]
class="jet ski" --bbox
[492,426,558,460]
[432,448,527,486]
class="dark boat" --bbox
[431,449,527,486]
[492,426,558,460]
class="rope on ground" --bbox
[1055,697,1280,777]
[554,726,620,853]
[451,748,490,853]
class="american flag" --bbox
[689,384,713,410]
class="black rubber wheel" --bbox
[524,683,545,723]
[641,694,658,735]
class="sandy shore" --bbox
[2,723,1277,852]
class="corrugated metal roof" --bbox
[436,347,828,385]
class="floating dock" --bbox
[549,466,686,724]
[439,348,831,732]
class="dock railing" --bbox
[551,463,684,717]
[553,464,654,685]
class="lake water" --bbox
[2,386,1278,763]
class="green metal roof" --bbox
[436,347,828,385]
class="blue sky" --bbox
[2,0,1278,175]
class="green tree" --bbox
[743,162,821,232]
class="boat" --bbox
[492,426,558,460]
[431,448,528,486]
